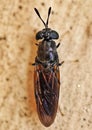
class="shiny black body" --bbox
[36,40,59,67]
[33,7,62,127]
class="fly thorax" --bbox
[37,40,58,62]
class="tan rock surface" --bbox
[0,0,92,130]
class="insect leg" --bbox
[58,61,64,66]
[56,43,60,48]
[35,43,38,46]
[58,105,64,116]
[32,63,36,66]
[32,62,38,66]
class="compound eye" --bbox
[50,30,59,39]
[36,31,43,40]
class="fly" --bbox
[33,7,64,127]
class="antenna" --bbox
[34,7,52,28]
[34,8,46,27]
[46,7,51,27]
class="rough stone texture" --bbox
[0,0,92,130]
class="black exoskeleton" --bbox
[33,7,64,127]
[34,7,60,68]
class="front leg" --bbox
[56,43,60,48]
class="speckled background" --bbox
[0,0,92,130]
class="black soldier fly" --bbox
[33,7,64,127]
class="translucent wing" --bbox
[34,64,60,127]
